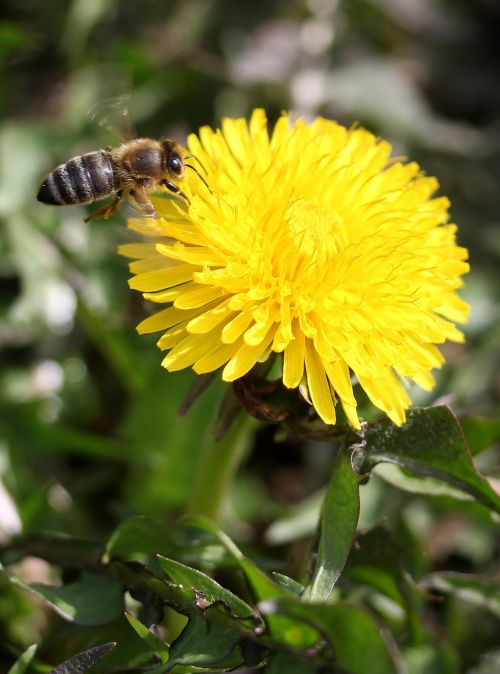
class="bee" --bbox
[37,99,208,221]
[38,138,197,220]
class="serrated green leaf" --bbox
[182,517,321,650]
[303,451,361,601]
[125,613,170,663]
[1,569,124,626]
[352,407,500,513]
[7,644,37,674]
[156,556,260,631]
[262,599,400,674]
[181,516,291,601]
[165,613,245,672]
[50,643,116,674]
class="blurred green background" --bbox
[0,0,499,669]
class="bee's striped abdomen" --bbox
[37,151,117,206]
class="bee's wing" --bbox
[88,95,135,142]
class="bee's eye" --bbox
[168,155,183,175]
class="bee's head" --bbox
[161,139,185,179]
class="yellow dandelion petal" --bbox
[186,301,233,333]
[127,217,165,236]
[137,306,200,335]
[194,340,242,374]
[358,371,411,426]
[119,242,161,259]
[123,109,470,426]
[221,312,255,344]
[305,339,336,425]
[413,370,436,391]
[163,332,216,371]
[223,326,277,381]
[174,285,227,310]
[143,283,196,304]
[283,320,305,389]
[157,324,188,350]
[156,242,226,266]
[129,264,199,292]
[129,258,172,274]
[324,360,357,407]
[342,404,361,430]
[244,320,275,347]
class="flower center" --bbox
[282,200,345,281]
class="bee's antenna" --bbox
[185,164,212,193]
[184,154,208,176]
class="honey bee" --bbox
[37,99,208,221]
[37,138,200,220]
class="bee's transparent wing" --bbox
[88,94,135,142]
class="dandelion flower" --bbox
[120,109,469,428]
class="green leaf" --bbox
[263,652,319,673]
[51,643,116,674]
[8,405,139,461]
[459,416,500,455]
[120,368,224,513]
[421,572,500,618]
[156,556,260,631]
[265,489,325,545]
[403,643,460,674]
[271,573,305,596]
[1,569,124,625]
[352,407,500,513]
[303,451,361,601]
[165,613,246,672]
[182,517,321,650]
[375,464,475,501]
[77,297,147,396]
[344,525,425,641]
[125,613,170,663]
[7,645,37,674]
[262,599,400,674]
[104,516,175,561]
[182,516,290,600]
[107,557,270,665]
[345,526,418,604]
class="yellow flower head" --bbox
[120,109,470,429]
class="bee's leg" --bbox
[130,186,156,217]
[161,179,190,204]
[84,190,124,222]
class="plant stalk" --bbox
[187,413,256,520]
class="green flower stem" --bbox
[187,413,256,521]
